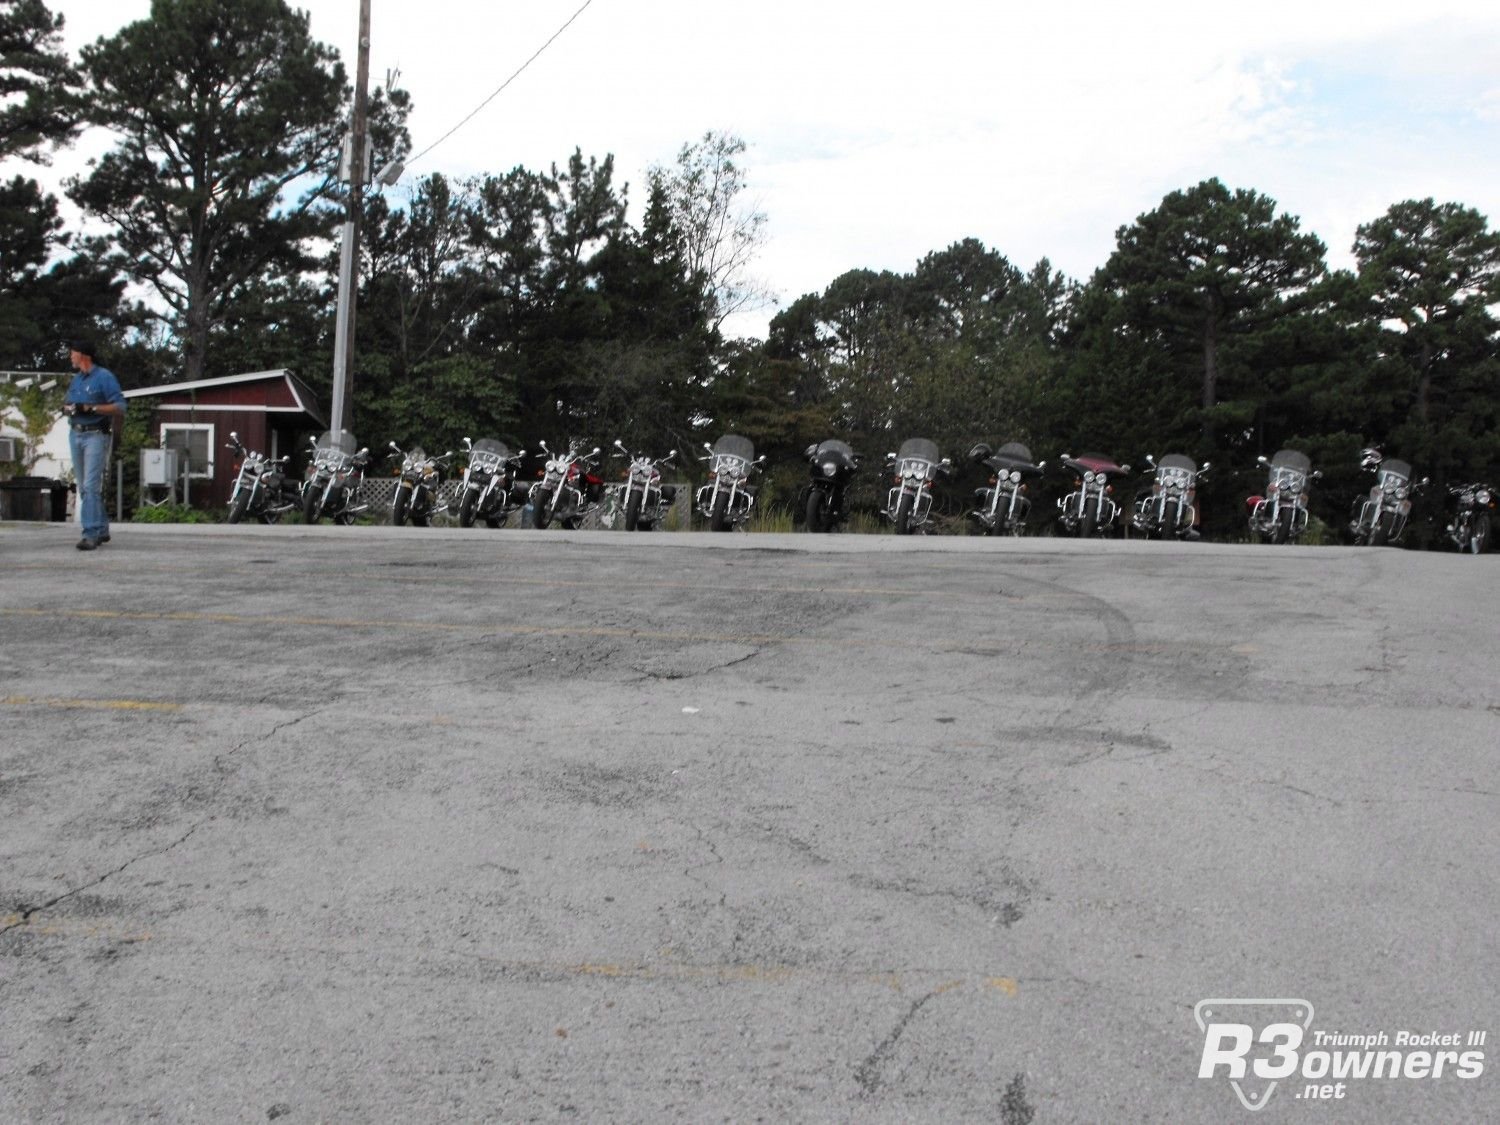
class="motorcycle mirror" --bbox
[1144,453,1156,465]
[462,437,472,450]
[1312,470,1324,480]
[1201,461,1212,471]
[940,457,952,466]
[613,439,625,448]
[703,442,713,452]
[1257,455,1269,465]
[1037,461,1047,471]
[539,439,550,452]
[230,430,240,442]
[388,440,400,451]
[1419,476,1430,487]
[804,444,818,459]
[1121,464,1132,474]
[357,447,369,456]
[666,449,676,458]
[1060,452,1073,461]
[885,452,896,461]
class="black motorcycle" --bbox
[302,430,372,525]
[388,442,455,527]
[1247,449,1318,544]
[696,434,762,532]
[456,437,526,528]
[612,440,678,531]
[967,441,1045,536]
[802,439,859,532]
[882,438,950,535]
[1129,453,1208,540]
[224,431,300,524]
[1349,447,1425,547]
[1445,483,1495,554]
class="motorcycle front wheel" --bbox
[806,489,828,533]
[227,492,250,525]
[533,496,553,529]
[893,492,914,535]
[458,489,477,528]
[625,491,643,532]
[391,486,410,527]
[1471,512,1491,555]
[710,491,731,532]
[302,488,321,525]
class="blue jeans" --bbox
[69,428,110,539]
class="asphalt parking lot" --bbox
[2,521,1496,1122]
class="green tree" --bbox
[67,0,347,383]
[0,0,78,162]
[1093,178,1328,445]
[1353,199,1500,476]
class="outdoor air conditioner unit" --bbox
[0,437,18,462]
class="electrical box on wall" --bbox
[140,447,180,486]
[0,436,18,461]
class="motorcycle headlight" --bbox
[1395,486,1409,500]
[1010,470,1021,483]
[546,460,559,473]
[1083,471,1095,484]
[1478,489,1492,505]
[821,461,837,478]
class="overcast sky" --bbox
[55,0,1500,338]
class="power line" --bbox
[406,0,596,170]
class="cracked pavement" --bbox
[1,521,1496,1122]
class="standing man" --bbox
[63,339,126,550]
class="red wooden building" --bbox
[124,369,326,508]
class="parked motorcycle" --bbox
[224,431,300,524]
[456,437,526,528]
[529,440,603,529]
[1348,447,1425,547]
[882,438,950,535]
[1445,482,1495,554]
[802,439,860,532]
[612,440,678,531]
[301,430,371,525]
[387,442,455,527]
[1056,451,1131,537]
[967,441,1044,536]
[1129,453,1208,540]
[696,434,762,531]
[1246,449,1319,544]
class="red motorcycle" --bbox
[1056,451,1131,537]
[528,440,603,530]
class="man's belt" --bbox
[70,420,110,433]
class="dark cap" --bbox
[66,338,97,359]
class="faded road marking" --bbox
[1,695,182,713]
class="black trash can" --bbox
[0,476,68,522]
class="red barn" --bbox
[125,369,326,509]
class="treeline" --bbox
[3,0,1498,537]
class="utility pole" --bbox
[329,0,372,438]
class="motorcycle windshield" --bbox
[468,438,510,471]
[713,434,755,477]
[1270,449,1311,474]
[1075,452,1122,476]
[896,438,940,481]
[1156,453,1196,490]
[314,429,357,469]
[1379,459,1412,487]
[992,442,1040,475]
[815,439,855,461]
[714,434,755,461]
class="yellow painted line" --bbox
[1,695,182,713]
